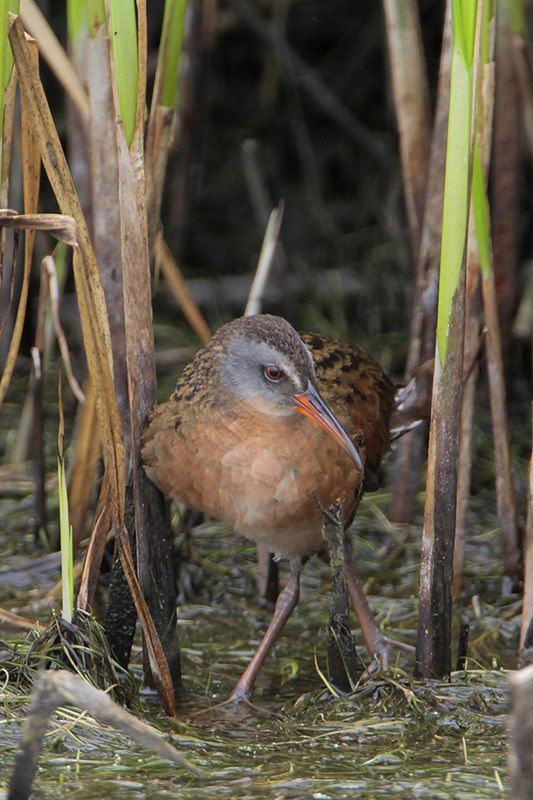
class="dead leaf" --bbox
[7,669,203,800]
[0,210,78,245]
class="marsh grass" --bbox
[1,379,525,798]
[0,2,530,796]
[1,383,524,798]
[0,500,516,798]
[6,611,136,704]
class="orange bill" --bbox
[292,382,363,471]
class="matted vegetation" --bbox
[0,482,519,796]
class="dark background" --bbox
[29,1,533,391]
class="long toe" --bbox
[191,688,280,720]
[372,634,415,666]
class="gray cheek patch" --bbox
[221,339,280,400]
[221,337,306,404]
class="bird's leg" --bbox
[229,559,302,704]
[344,548,414,667]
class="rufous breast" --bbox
[142,397,360,560]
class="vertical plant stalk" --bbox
[508,1,533,161]
[31,264,48,544]
[0,1,17,303]
[472,2,522,590]
[382,0,430,260]
[520,414,532,652]
[20,40,42,541]
[86,15,130,448]
[102,0,182,697]
[416,1,479,678]
[490,2,521,342]
[20,0,88,121]
[0,1,10,156]
[8,15,176,715]
[57,385,74,623]
[69,385,100,546]
[11,242,67,465]
[64,1,99,556]
[454,0,497,599]
[0,0,18,187]
[145,0,187,250]
[244,203,284,316]
[0,59,15,289]
[323,501,357,692]
[30,344,46,543]
[389,2,451,524]
[481,257,522,587]
[452,266,480,599]
[0,12,24,406]
[66,0,91,214]
[107,0,154,589]
[0,2,17,357]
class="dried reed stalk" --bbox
[520,408,533,652]
[491,5,521,341]
[9,13,175,714]
[389,2,451,524]
[382,0,430,260]
[155,232,211,345]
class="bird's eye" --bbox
[263,364,284,382]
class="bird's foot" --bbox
[363,634,415,673]
[192,687,277,720]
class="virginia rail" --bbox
[142,314,410,704]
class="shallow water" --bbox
[0,499,518,800]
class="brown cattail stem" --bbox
[389,2,451,524]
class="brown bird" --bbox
[142,314,411,705]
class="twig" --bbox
[0,607,46,632]
[244,202,284,317]
[155,232,212,345]
[31,346,47,546]
[43,255,85,403]
[7,669,203,800]
[19,0,89,123]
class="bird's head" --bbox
[212,314,363,471]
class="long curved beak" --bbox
[291,381,363,471]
